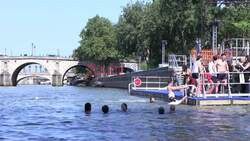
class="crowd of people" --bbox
[181,50,250,95]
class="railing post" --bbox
[236,39,238,57]
[128,83,131,94]
[159,77,161,89]
[202,73,206,98]
[197,74,201,97]
[228,72,232,99]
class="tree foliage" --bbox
[74,0,250,67]
[74,15,119,62]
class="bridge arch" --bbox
[61,65,95,85]
[11,62,52,86]
[122,67,134,73]
[17,76,51,85]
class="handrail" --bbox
[197,71,250,98]
[130,76,172,91]
[128,72,250,99]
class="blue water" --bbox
[0,86,250,141]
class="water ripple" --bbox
[0,85,250,140]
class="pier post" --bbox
[52,71,63,86]
[0,71,12,86]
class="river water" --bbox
[0,85,250,141]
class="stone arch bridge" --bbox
[0,56,94,86]
[0,56,137,86]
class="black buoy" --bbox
[102,105,109,114]
[84,103,91,112]
[84,103,91,113]
[158,107,165,114]
[121,103,128,112]
[170,105,176,112]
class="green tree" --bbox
[116,0,202,67]
[74,15,119,63]
[116,1,145,59]
[74,0,250,68]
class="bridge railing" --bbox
[0,56,76,61]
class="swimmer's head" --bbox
[102,105,109,114]
[158,107,165,114]
[170,105,176,112]
[84,103,91,113]
[121,103,128,112]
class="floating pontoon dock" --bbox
[129,75,250,106]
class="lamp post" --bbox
[31,43,36,56]
[57,49,60,57]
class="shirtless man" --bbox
[215,53,229,93]
[216,53,229,80]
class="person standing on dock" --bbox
[225,48,233,72]
[208,56,218,94]
[215,53,229,93]
[242,56,250,93]
[234,57,246,93]
[208,56,218,83]
[182,65,197,96]
[191,55,204,79]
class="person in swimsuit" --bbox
[216,53,229,80]
[215,53,229,93]
[167,81,191,102]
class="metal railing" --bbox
[196,71,250,98]
[222,38,250,58]
[128,72,250,99]
[128,76,172,94]
[168,54,187,68]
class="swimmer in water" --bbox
[167,81,189,102]
[149,96,155,103]
[167,80,195,113]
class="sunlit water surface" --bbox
[0,85,250,141]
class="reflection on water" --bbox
[0,85,250,141]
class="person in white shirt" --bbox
[192,56,204,79]
[208,56,218,83]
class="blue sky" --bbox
[0,0,134,56]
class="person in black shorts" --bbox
[215,53,229,93]
[217,73,227,80]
